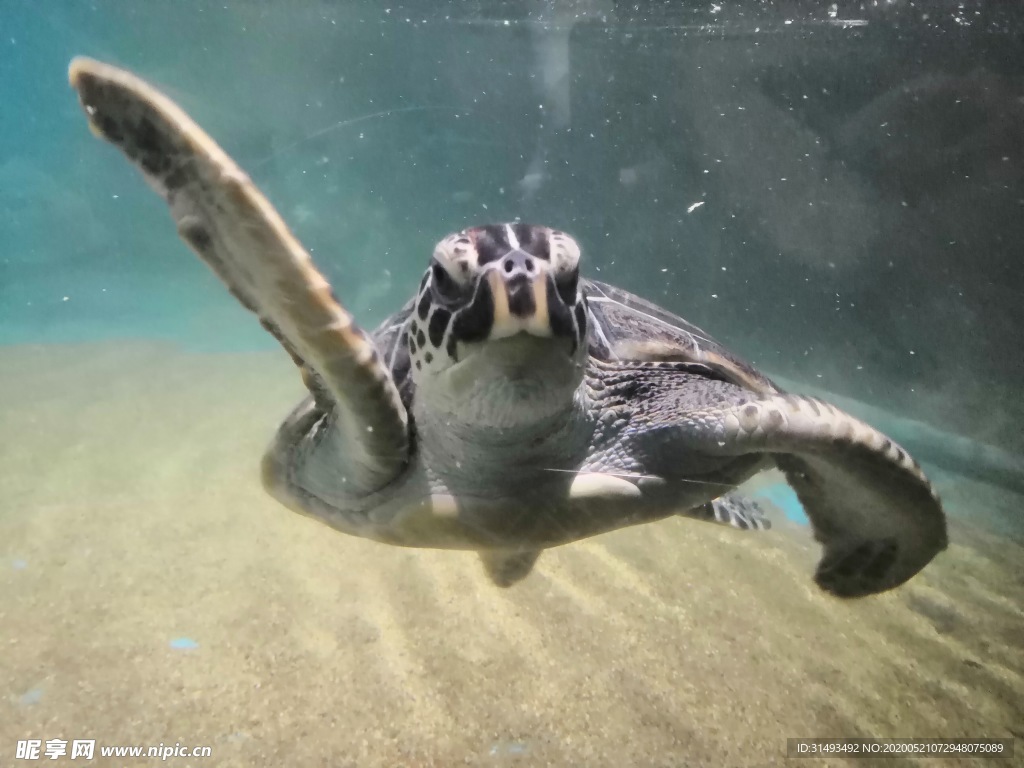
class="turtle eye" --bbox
[431,263,464,303]
[554,268,579,306]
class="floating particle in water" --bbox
[19,687,43,706]
[687,201,705,213]
[12,558,27,570]
[169,637,199,650]
[489,741,529,757]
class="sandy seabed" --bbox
[1,342,1021,767]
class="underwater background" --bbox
[1,1,1022,765]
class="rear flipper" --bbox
[686,492,771,531]
[479,549,542,587]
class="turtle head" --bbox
[407,223,589,428]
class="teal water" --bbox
[4,1,1024,456]
[2,2,1023,765]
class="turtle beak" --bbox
[485,249,555,340]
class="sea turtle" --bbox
[68,58,947,597]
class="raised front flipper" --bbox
[676,395,947,597]
[68,57,409,494]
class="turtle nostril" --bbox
[503,254,535,274]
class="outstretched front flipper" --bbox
[676,395,947,598]
[68,58,409,494]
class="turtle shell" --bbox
[371,297,417,409]
[583,279,779,395]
